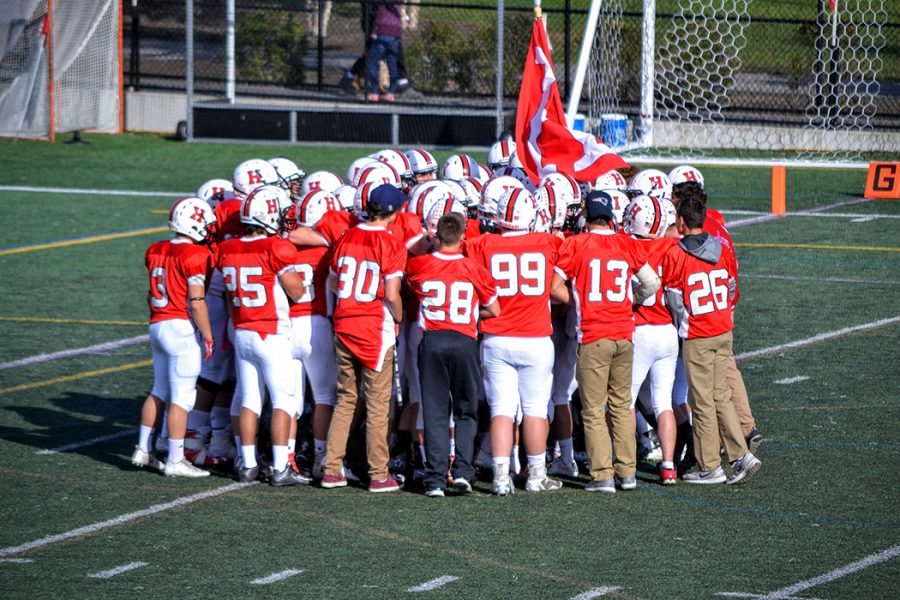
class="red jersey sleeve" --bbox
[554,236,579,281]
[472,261,499,306]
[270,238,298,276]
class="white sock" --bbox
[510,445,521,474]
[241,445,257,470]
[186,410,210,432]
[211,406,230,431]
[314,439,327,458]
[138,426,154,453]
[492,456,510,476]
[527,453,545,478]
[168,438,185,464]
[558,437,574,463]
[661,460,675,470]
[287,438,296,454]
[418,444,427,465]
[272,445,289,472]
[448,438,456,457]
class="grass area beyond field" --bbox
[0,134,898,599]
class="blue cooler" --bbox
[600,113,628,147]
[572,113,587,132]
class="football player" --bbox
[133,196,216,478]
[405,148,439,183]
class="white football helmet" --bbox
[628,169,672,201]
[302,170,343,196]
[268,157,305,186]
[196,179,236,209]
[481,175,525,217]
[476,163,492,185]
[606,189,631,227]
[492,165,536,193]
[668,165,705,188]
[296,190,340,228]
[442,154,482,181]
[508,150,524,169]
[347,157,378,185]
[624,194,666,239]
[233,159,279,198]
[374,149,415,189]
[661,198,677,231]
[594,169,627,192]
[169,196,215,244]
[240,185,290,235]
[496,188,537,231]
[353,161,401,189]
[407,181,454,224]
[405,148,439,178]
[425,197,467,235]
[353,182,378,220]
[333,184,357,211]
[454,177,483,209]
[487,139,516,171]
[536,174,578,231]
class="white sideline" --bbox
[250,569,304,585]
[0,335,149,371]
[742,274,900,286]
[87,561,148,579]
[0,558,34,564]
[570,587,621,599]
[735,316,900,363]
[723,209,900,220]
[760,544,900,599]
[716,593,822,600]
[408,576,459,592]
[0,185,189,198]
[774,376,810,385]
[727,197,872,229]
[0,482,252,558]
[36,428,137,455]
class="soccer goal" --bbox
[0,0,123,141]
[568,0,899,166]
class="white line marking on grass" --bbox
[850,216,878,222]
[716,593,822,600]
[760,544,900,599]
[0,558,34,564]
[408,576,459,592]
[727,197,873,229]
[735,316,900,363]
[87,561,148,578]
[0,185,190,198]
[742,274,900,286]
[0,482,252,558]
[0,335,149,371]
[570,587,621,599]
[775,376,810,385]
[36,428,137,455]
[250,569,303,585]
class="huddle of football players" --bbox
[134,140,763,495]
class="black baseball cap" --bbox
[367,184,406,213]
[585,190,615,221]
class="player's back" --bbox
[331,224,406,323]
[633,236,677,327]
[215,198,243,242]
[314,209,353,247]
[468,231,559,337]
[289,244,331,318]
[145,239,211,324]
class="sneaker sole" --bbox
[584,486,615,494]
[727,461,761,485]
[683,476,726,485]
[320,480,348,489]
[369,486,400,493]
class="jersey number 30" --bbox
[335,256,380,302]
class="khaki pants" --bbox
[727,354,756,436]
[575,339,636,481]
[683,332,747,471]
[324,337,393,481]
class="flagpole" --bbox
[495,0,504,140]
[831,0,838,47]
[565,0,603,128]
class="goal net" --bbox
[583,0,898,164]
[0,0,122,141]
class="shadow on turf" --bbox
[0,391,142,470]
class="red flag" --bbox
[515,17,629,185]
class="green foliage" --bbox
[235,10,306,88]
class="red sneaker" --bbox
[320,473,348,489]
[369,474,401,493]
[660,464,678,485]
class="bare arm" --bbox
[288,226,328,248]
[383,276,403,324]
[479,298,500,320]
[279,270,308,303]
[188,283,213,341]
[550,273,571,305]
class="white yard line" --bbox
[0,482,252,558]
[570,587,622,599]
[760,544,900,600]
[87,561,148,579]
[742,274,900,286]
[735,316,900,363]
[0,185,189,198]
[774,376,810,385]
[250,569,304,585]
[727,197,873,229]
[722,209,900,220]
[0,335,149,371]
[408,576,460,592]
[716,593,822,600]
[0,558,34,564]
[35,428,137,455]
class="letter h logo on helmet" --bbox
[247,170,263,186]
[191,206,207,223]
[265,199,279,214]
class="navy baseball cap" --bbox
[585,190,615,221]
[367,184,406,213]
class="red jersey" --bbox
[465,218,482,242]
[388,211,425,250]
[467,231,560,337]
[215,198,244,242]
[633,236,678,327]
[555,229,649,344]
[661,235,736,339]
[407,251,498,340]
[288,245,331,318]
[216,235,297,335]
[330,224,407,370]
[314,209,353,247]
[706,208,726,228]
[146,239,212,324]
[702,214,740,305]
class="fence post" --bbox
[495,0,505,141]
[564,0,570,103]
[638,0,655,147]
[226,0,235,103]
[186,0,193,139]
[317,0,324,88]
[129,0,140,91]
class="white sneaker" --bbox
[683,465,726,484]
[131,446,163,471]
[525,475,563,492]
[164,458,210,478]
[491,465,514,496]
[547,459,579,478]
[726,452,761,485]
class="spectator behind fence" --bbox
[366,1,403,102]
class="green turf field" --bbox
[0,134,898,599]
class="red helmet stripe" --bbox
[649,196,662,236]
[546,186,557,219]
[501,140,509,159]
[505,188,521,223]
